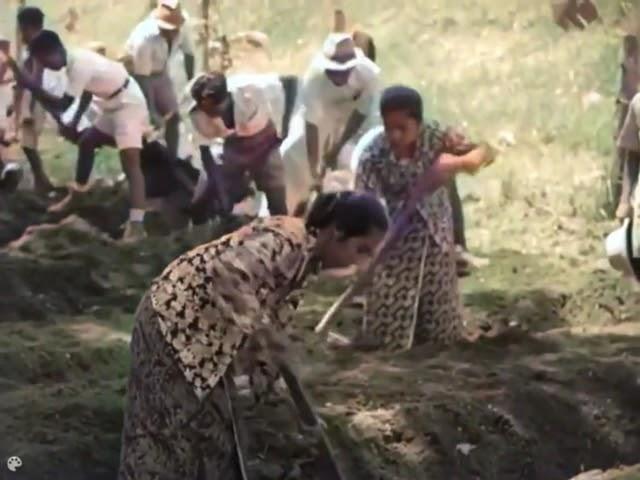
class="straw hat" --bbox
[158,0,180,8]
[316,32,364,71]
[152,3,185,30]
[605,218,640,281]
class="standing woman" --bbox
[355,85,490,350]
[117,191,388,480]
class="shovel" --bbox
[277,361,346,480]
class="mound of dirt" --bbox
[2,180,639,479]
[0,206,250,323]
[0,179,129,246]
[0,189,51,246]
[1,215,187,322]
[570,465,640,480]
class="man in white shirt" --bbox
[187,72,289,217]
[125,1,195,161]
[13,7,56,194]
[3,30,151,241]
[280,32,381,213]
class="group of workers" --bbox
[0,2,500,478]
[0,1,476,268]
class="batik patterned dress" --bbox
[118,216,319,480]
[355,124,463,351]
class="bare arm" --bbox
[332,110,366,156]
[133,73,162,128]
[184,53,195,81]
[69,91,93,129]
[314,143,497,334]
[5,58,73,114]
[133,74,155,116]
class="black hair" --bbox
[190,72,228,104]
[379,85,423,123]
[29,30,64,56]
[305,191,388,238]
[17,7,45,30]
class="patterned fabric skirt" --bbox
[363,214,463,351]
[117,293,241,480]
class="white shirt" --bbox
[65,48,129,100]
[188,73,286,146]
[301,53,380,126]
[125,16,194,76]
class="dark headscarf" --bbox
[190,72,229,105]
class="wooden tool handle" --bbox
[277,361,345,480]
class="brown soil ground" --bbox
[1,186,639,480]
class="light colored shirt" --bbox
[125,16,194,76]
[65,48,129,100]
[301,53,380,126]
[188,73,286,146]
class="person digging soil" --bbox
[117,191,388,479]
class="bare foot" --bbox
[48,190,78,214]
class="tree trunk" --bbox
[16,0,26,61]
[201,0,211,72]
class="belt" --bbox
[107,78,130,100]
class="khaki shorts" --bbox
[94,80,150,150]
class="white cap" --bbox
[317,32,363,71]
[158,0,180,9]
